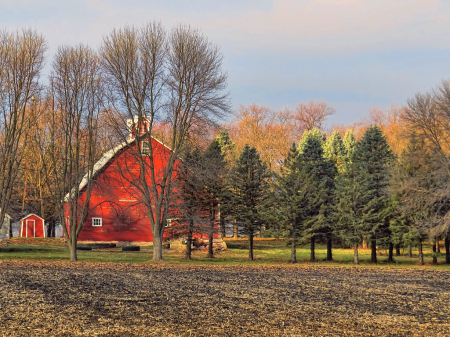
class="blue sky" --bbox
[2,0,450,126]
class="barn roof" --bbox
[20,214,45,221]
[64,135,172,201]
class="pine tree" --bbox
[177,148,209,259]
[335,126,394,264]
[323,130,346,173]
[343,129,357,165]
[215,129,236,164]
[298,128,325,154]
[229,144,269,260]
[202,138,228,258]
[276,143,313,263]
[297,131,337,262]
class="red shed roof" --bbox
[20,214,44,221]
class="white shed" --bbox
[0,212,12,239]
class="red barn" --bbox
[20,214,45,238]
[64,117,217,243]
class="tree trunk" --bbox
[395,243,401,256]
[436,236,440,253]
[47,220,56,238]
[233,219,238,239]
[418,241,424,265]
[388,242,394,263]
[408,244,413,258]
[290,240,297,263]
[310,236,316,262]
[68,223,79,262]
[326,237,332,261]
[219,216,226,238]
[354,245,359,265]
[432,239,437,265]
[152,226,163,261]
[207,210,215,258]
[69,243,77,262]
[248,233,254,261]
[445,234,450,264]
[7,221,12,239]
[185,222,193,259]
[371,239,377,263]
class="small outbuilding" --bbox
[0,211,12,239]
[20,214,45,238]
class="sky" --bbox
[1,0,450,126]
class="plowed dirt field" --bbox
[0,260,449,336]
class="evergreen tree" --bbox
[215,129,236,164]
[229,144,269,260]
[202,138,229,258]
[335,126,394,264]
[276,143,314,263]
[298,128,325,154]
[177,148,209,259]
[297,131,337,261]
[343,129,357,164]
[323,130,346,173]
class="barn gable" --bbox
[64,134,182,243]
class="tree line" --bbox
[1,25,449,265]
[179,86,450,265]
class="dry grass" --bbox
[0,260,449,336]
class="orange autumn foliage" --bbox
[227,104,296,171]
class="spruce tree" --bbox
[276,143,313,263]
[215,129,236,164]
[297,130,337,261]
[323,130,346,173]
[335,126,394,264]
[178,148,208,259]
[343,129,357,164]
[202,138,228,258]
[229,144,269,260]
[298,128,325,154]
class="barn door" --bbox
[27,220,35,237]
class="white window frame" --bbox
[165,218,179,228]
[141,141,150,155]
[92,218,102,227]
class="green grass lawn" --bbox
[1,237,449,269]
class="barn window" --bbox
[166,218,178,227]
[141,141,150,155]
[92,218,102,227]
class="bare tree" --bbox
[228,105,296,171]
[293,101,335,133]
[0,29,46,235]
[397,81,450,263]
[42,44,103,262]
[100,22,229,261]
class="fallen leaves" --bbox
[0,239,10,247]
[0,261,449,336]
